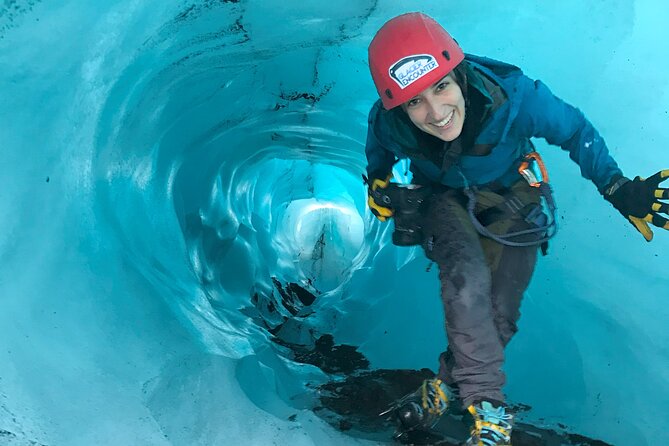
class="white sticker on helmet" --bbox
[389,54,439,89]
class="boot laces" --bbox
[467,401,513,446]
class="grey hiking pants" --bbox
[421,181,541,408]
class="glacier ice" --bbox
[1,1,668,445]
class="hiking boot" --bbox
[465,401,514,446]
[384,378,457,432]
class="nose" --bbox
[424,96,447,122]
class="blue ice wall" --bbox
[1,1,668,445]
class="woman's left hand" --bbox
[605,170,669,241]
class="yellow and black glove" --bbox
[365,174,393,222]
[604,170,669,241]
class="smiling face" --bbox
[402,73,465,142]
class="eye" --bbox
[407,97,421,108]
[435,81,450,92]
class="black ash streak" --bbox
[276,83,334,108]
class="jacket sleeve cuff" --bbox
[602,174,629,198]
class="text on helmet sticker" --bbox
[389,54,439,90]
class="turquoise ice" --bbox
[1,1,668,445]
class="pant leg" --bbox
[486,240,537,346]
[422,190,506,407]
[431,182,542,406]
[481,180,542,346]
[436,241,537,391]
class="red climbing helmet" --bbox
[368,12,465,109]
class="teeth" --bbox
[433,111,454,127]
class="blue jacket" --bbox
[365,54,622,193]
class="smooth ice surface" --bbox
[1,1,668,445]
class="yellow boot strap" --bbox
[421,379,448,415]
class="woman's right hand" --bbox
[367,175,394,222]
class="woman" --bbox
[364,12,668,446]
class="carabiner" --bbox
[518,152,550,188]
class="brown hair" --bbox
[450,61,469,108]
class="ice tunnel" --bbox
[1,1,668,445]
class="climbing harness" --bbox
[459,150,558,249]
